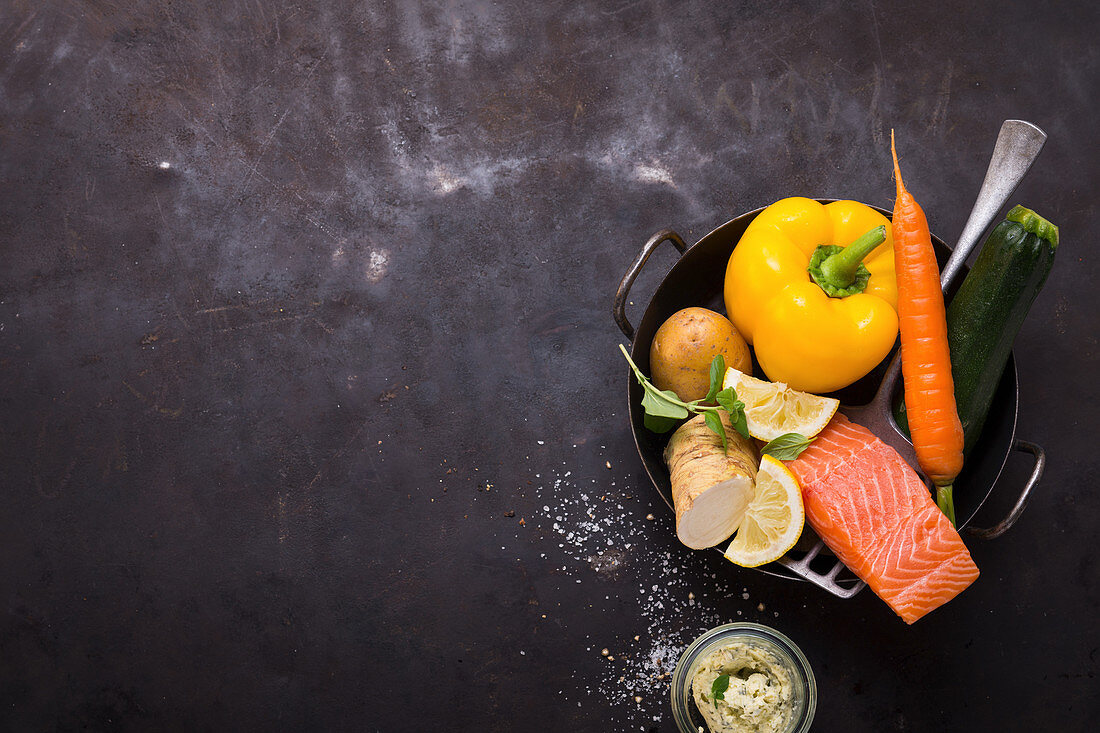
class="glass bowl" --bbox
[670,622,816,733]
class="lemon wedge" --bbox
[723,455,805,568]
[723,368,838,441]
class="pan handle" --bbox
[967,439,1045,540]
[613,229,687,340]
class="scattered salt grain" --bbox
[530,465,751,728]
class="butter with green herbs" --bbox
[690,640,795,733]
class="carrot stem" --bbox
[936,484,956,526]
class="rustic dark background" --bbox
[2,1,1097,730]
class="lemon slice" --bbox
[723,455,805,567]
[723,368,838,441]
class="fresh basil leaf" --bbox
[715,387,750,438]
[705,354,726,404]
[620,344,734,439]
[711,673,730,703]
[620,344,689,429]
[641,386,690,420]
[714,386,739,414]
[731,410,749,439]
[643,412,680,433]
[703,410,728,453]
[761,432,814,460]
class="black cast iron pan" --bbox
[614,202,1045,589]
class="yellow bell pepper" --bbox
[723,197,899,393]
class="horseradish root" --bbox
[664,413,760,549]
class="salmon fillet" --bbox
[788,414,979,623]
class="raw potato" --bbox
[664,413,760,550]
[650,307,752,402]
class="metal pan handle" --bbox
[967,440,1045,540]
[613,229,687,340]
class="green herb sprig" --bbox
[619,344,749,452]
[711,673,730,705]
[760,432,815,460]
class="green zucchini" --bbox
[896,205,1059,454]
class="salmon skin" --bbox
[788,414,979,623]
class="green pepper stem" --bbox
[818,226,886,287]
[807,225,887,298]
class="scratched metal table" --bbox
[2,2,1097,730]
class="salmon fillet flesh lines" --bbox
[787,414,979,624]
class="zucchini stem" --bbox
[1007,205,1059,248]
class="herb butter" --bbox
[690,641,795,733]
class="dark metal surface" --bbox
[2,1,1098,731]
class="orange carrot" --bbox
[890,130,964,525]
